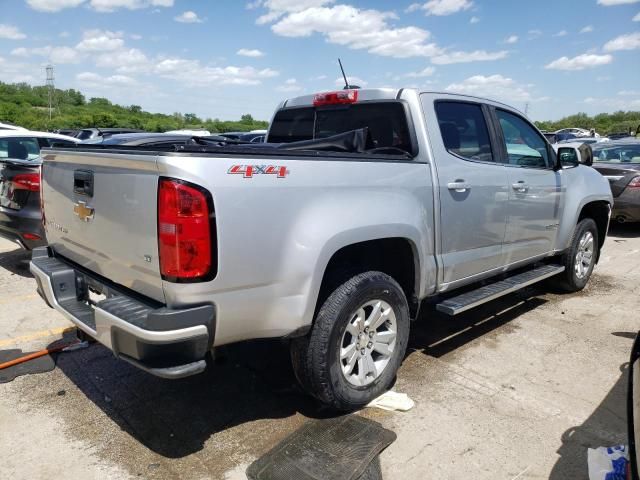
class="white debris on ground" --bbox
[366,391,415,412]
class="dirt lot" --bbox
[0,226,638,480]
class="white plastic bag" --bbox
[587,445,629,480]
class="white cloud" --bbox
[544,53,613,70]
[505,35,518,44]
[597,0,640,5]
[77,71,138,87]
[95,48,151,72]
[603,32,640,51]
[174,11,204,23]
[154,59,279,86]
[528,29,542,39]
[469,16,479,23]
[89,0,174,12]
[246,0,263,9]
[553,30,568,37]
[0,56,37,83]
[432,49,508,64]
[237,48,265,57]
[59,31,70,38]
[618,89,640,95]
[256,0,336,24]
[584,96,640,110]
[76,30,124,51]
[0,24,27,40]
[421,0,472,16]
[334,75,367,87]
[633,12,640,21]
[27,0,174,12]
[268,5,442,58]
[276,77,303,92]
[405,3,421,13]
[130,33,142,40]
[403,66,436,77]
[580,25,594,33]
[11,45,81,64]
[445,74,534,102]
[26,0,84,12]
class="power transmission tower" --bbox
[46,64,55,120]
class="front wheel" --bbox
[291,271,410,411]
[553,218,599,292]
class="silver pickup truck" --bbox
[31,88,612,410]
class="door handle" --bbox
[447,181,471,192]
[512,181,528,192]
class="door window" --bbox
[496,109,550,168]
[434,101,494,162]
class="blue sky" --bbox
[1,0,639,121]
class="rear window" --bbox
[77,130,94,140]
[267,102,413,155]
[0,137,40,160]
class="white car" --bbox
[554,127,600,138]
[0,130,79,160]
[0,122,27,131]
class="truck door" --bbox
[492,108,563,263]
[422,96,510,285]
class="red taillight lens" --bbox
[158,178,214,281]
[313,89,358,106]
[12,173,40,191]
[23,233,41,240]
[628,176,640,188]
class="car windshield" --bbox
[592,143,640,163]
[0,137,41,160]
[76,130,94,140]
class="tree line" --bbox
[1,81,639,136]
[0,81,268,133]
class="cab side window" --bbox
[435,101,494,162]
[496,109,550,168]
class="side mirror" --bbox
[557,147,580,168]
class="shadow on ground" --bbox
[52,284,554,462]
[608,222,640,239]
[549,357,630,479]
[0,247,32,278]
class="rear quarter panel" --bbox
[157,153,435,346]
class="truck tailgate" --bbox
[41,150,164,303]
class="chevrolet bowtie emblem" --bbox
[73,201,94,222]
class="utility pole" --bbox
[46,64,55,120]
[524,102,530,117]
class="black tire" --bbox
[553,218,599,292]
[290,271,410,411]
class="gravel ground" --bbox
[0,225,638,480]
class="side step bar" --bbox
[436,264,565,316]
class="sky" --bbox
[0,0,639,121]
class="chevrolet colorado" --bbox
[30,89,613,410]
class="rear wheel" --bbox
[291,271,410,411]
[553,218,599,292]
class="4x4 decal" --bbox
[228,165,289,178]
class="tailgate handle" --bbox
[74,170,94,197]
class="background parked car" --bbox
[0,122,27,131]
[591,141,640,223]
[0,130,80,249]
[75,127,145,141]
[554,127,599,138]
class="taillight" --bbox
[158,178,215,281]
[23,233,41,240]
[12,173,40,191]
[628,176,640,188]
[313,89,358,106]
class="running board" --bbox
[436,264,565,316]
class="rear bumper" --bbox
[29,247,215,379]
[0,207,46,250]
[613,189,640,223]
